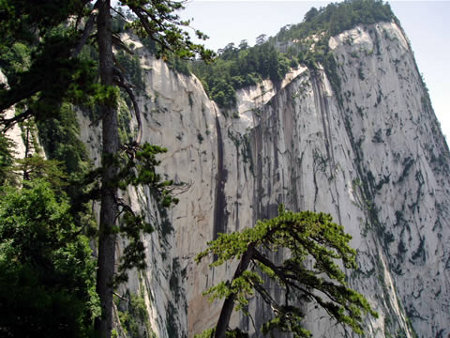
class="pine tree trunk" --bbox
[94,1,119,337]
[215,246,255,338]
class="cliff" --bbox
[0,12,424,338]
[2,0,449,337]
[77,18,450,337]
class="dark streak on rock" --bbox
[213,116,228,240]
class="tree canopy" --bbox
[196,206,377,337]
[0,0,212,337]
[0,175,98,337]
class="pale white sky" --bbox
[179,0,450,140]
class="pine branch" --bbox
[127,5,172,53]
[112,34,135,55]
[72,2,100,58]
[113,68,143,145]
[0,108,33,132]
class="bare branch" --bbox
[112,34,134,55]
[0,108,33,132]
[253,282,280,312]
[112,291,127,301]
[113,68,143,145]
[72,1,101,58]
[110,6,127,21]
[115,197,137,222]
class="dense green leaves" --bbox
[0,133,14,184]
[0,0,92,111]
[192,43,291,109]
[273,0,393,43]
[0,0,85,49]
[197,206,377,336]
[37,103,90,174]
[0,179,99,337]
[112,142,178,284]
[114,292,154,337]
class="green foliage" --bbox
[0,179,99,337]
[120,0,214,62]
[194,327,216,338]
[71,143,175,286]
[205,270,262,313]
[191,0,394,109]
[15,155,68,188]
[113,142,179,284]
[194,327,249,338]
[0,23,100,126]
[118,96,135,144]
[118,143,178,206]
[0,42,32,83]
[274,0,393,43]
[0,0,85,42]
[0,133,15,184]
[37,103,90,174]
[32,102,100,239]
[262,306,311,338]
[116,50,145,91]
[1,0,213,336]
[197,206,377,336]
[192,43,290,109]
[166,53,192,76]
[116,292,153,337]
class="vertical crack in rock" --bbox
[234,142,241,231]
[310,71,343,223]
[213,116,228,239]
[252,124,264,220]
[311,72,335,167]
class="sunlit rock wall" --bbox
[1,70,28,159]
[78,21,449,338]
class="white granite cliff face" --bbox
[0,71,27,159]
[78,22,449,337]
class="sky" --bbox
[178,0,450,140]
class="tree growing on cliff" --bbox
[0,164,98,337]
[0,1,212,337]
[196,206,377,338]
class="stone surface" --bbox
[1,70,27,159]
[77,22,449,337]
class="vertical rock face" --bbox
[79,21,449,337]
[327,22,450,337]
[0,71,27,159]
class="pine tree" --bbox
[196,206,378,338]
[0,1,212,337]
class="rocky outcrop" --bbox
[79,21,449,337]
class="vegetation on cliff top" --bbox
[191,0,394,109]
